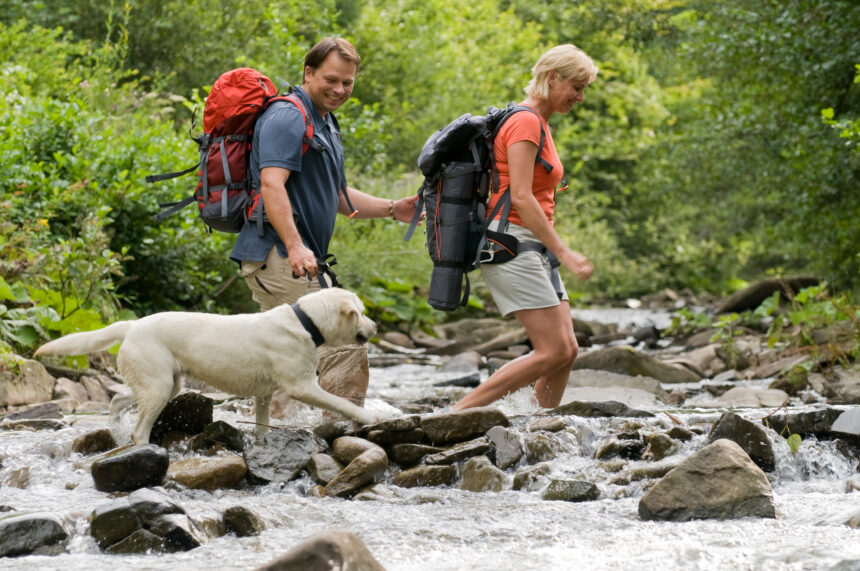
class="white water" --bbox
[2,309,859,570]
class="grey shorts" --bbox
[479,223,568,317]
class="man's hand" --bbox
[288,243,319,278]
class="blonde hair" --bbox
[525,44,598,99]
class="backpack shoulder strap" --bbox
[264,94,321,156]
[493,105,553,174]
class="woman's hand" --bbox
[559,249,593,281]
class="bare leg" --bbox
[452,301,578,410]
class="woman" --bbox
[452,44,598,411]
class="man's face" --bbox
[303,52,357,117]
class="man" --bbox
[231,37,419,413]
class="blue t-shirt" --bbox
[230,86,348,262]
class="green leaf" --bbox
[786,433,802,455]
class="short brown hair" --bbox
[304,37,361,71]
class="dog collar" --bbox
[291,303,325,347]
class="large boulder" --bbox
[573,346,700,384]
[256,529,384,571]
[244,429,327,484]
[90,444,169,493]
[0,359,55,408]
[0,512,68,557]
[324,447,388,498]
[150,391,214,444]
[708,412,775,472]
[420,407,510,444]
[638,439,776,521]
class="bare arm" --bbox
[507,140,593,281]
[259,166,319,278]
[338,186,420,223]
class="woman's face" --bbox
[549,72,588,114]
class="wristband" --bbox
[388,200,395,220]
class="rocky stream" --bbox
[1,279,859,570]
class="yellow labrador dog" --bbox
[35,288,381,444]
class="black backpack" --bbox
[405,103,553,311]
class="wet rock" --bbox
[150,392,214,444]
[615,457,683,484]
[715,276,819,314]
[147,513,205,551]
[512,463,552,491]
[434,373,481,388]
[244,429,327,484]
[53,377,89,407]
[667,426,695,441]
[573,346,700,384]
[257,529,385,571]
[548,400,653,418]
[528,417,567,432]
[438,351,482,375]
[846,512,860,529]
[595,438,646,461]
[560,386,662,410]
[313,420,357,442]
[708,412,775,472]
[332,436,382,465]
[567,369,668,399]
[381,331,416,349]
[72,428,117,455]
[542,479,600,502]
[809,368,860,405]
[522,431,566,464]
[665,389,686,406]
[420,407,510,444]
[80,374,111,405]
[424,436,493,465]
[832,408,860,440]
[486,425,523,469]
[306,453,343,485]
[105,529,168,554]
[90,489,185,551]
[324,447,388,498]
[191,420,247,453]
[0,359,55,408]
[2,465,29,488]
[91,444,169,492]
[223,505,266,537]
[764,406,843,437]
[638,439,776,521]
[0,512,68,557]
[459,456,506,492]
[698,387,788,408]
[1,401,63,422]
[387,443,443,468]
[166,452,247,491]
[486,357,510,376]
[643,433,677,461]
[0,417,66,431]
[366,428,426,444]
[393,465,457,488]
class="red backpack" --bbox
[148,68,315,233]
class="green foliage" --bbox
[2,0,860,358]
[786,433,802,455]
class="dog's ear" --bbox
[339,298,359,320]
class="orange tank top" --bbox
[486,105,564,227]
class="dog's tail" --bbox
[34,321,135,356]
